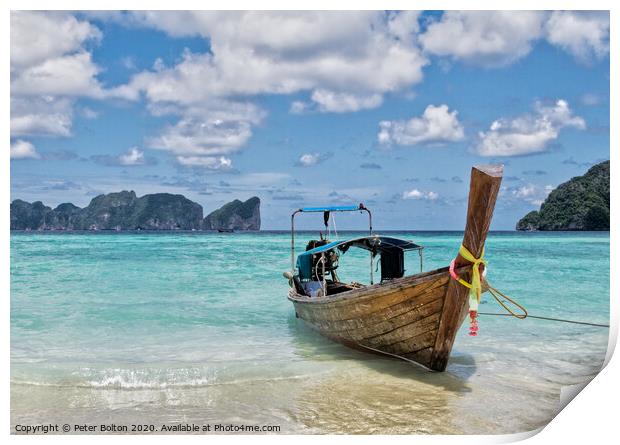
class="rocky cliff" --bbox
[516,160,609,231]
[11,191,203,230]
[10,200,53,230]
[203,197,261,231]
[11,192,261,231]
[77,191,204,230]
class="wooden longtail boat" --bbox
[284,165,503,371]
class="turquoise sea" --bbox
[11,231,610,434]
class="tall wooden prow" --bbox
[286,164,503,372]
[429,164,503,371]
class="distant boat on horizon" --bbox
[217,228,235,233]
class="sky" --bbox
[9,11,610,230]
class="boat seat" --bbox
[326,281,356,295]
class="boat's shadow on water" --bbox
[286,313,476,393]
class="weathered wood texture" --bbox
[428,164,503,371]
[288,164,502,371]
[289,269,449,369]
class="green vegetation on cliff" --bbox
[10,193,260,231]
[203,197,261,230]
[516,160,609,231]
[11,191,203,230]
[78,191,204,230]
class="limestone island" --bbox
[10,192,260,231]
[516,160,609,231]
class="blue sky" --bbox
[10,11,609,229]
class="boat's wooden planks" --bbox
[291,272,446,360]
[299,321,438,365]
[381,329,438,357]
[403,347,433,366]
[290,274,450,323]
[345,294,444,340]
[429,164,503,371]
[362,312,441,348]
[290,274,443,315]
[290,267,450,307]
[291,280,447,328]
[291,283,443,324]
[319,295,445,342]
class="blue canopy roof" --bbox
[299,205,362,212]
[296,235,422,280]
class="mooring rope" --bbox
[486,283,528,319]
[483,282,609,327]
[482,282,609,327]
[355,342,431,371]
[477,312,609,328]
[448,246,608,331]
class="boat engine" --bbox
[305,237,339,281]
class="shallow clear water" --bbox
[11,231,610,434]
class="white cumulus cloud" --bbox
[10,12,105,139]
[146,101,263,168]
[419,11,610,67]
[296,152,332,167]
[113,11,428,167]
[510,183,554,205]
[310,90,383,113]
[10,96,74,138]
[402,189,438,200]
[11,11,426,168]
[11,51,105,98]
[420,11,545,67]
[10,140,40,160]
[176,156,232,170]
[118,147,145,166]
[476,99,585,157]
[290,101,310,115]
[123,12,427,107]
[298,153,320,167]
[378,104,465,146]
[10,11,102,69]
[10,11,609,171]
[10,12,105,98]
[545,11,609,63]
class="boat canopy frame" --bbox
[295,235,424,283]
[290,203,372,273]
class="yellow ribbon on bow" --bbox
[454,245,487,303]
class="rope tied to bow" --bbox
[454,245,487,302]
[449,245,527,336]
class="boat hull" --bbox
[287,164,503,371]
[288,266,470,371]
